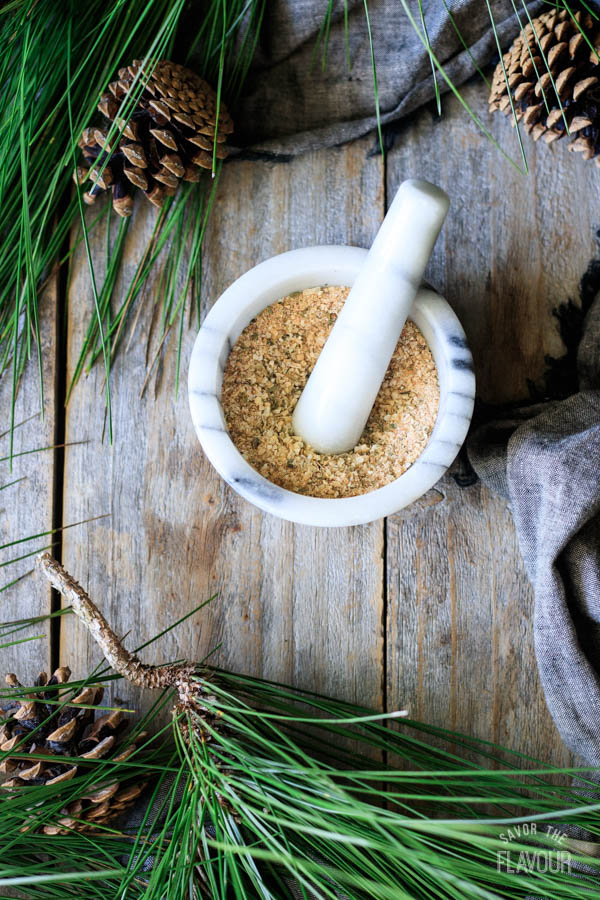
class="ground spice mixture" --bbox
[221,285,440,499]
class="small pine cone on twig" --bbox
[0,667,147,834]
[489,7,600,163]
[76,59,234,217]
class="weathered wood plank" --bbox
[0,284,57,682]
[386,81,599,765]
[61,139,385,721]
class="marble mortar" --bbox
[188,245,475,527]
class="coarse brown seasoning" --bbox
[221,285,439,499]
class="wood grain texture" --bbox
[4,76,595,768]
[386,81,600,766]
[0,283,57,682]
[61,139,385,720]
[388,82,600,404]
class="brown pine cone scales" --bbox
[76,59,234,217]
[0,667,146,834]
[489,7,600,163]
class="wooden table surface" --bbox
[3,83,599,765]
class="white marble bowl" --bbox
[188,246,475,527]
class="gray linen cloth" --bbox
[468,293,600,766]
[232,0,542,156]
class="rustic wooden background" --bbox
[3,82,599,765]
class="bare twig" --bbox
[37,552,192,690]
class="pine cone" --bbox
[76,59,234,217]
[0,667,147,834]
[489,7,600,163]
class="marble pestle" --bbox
[292,179,450,455]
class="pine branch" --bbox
[37,553,191,690]
[26,553,600,898]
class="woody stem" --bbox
[37,552,191,690]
